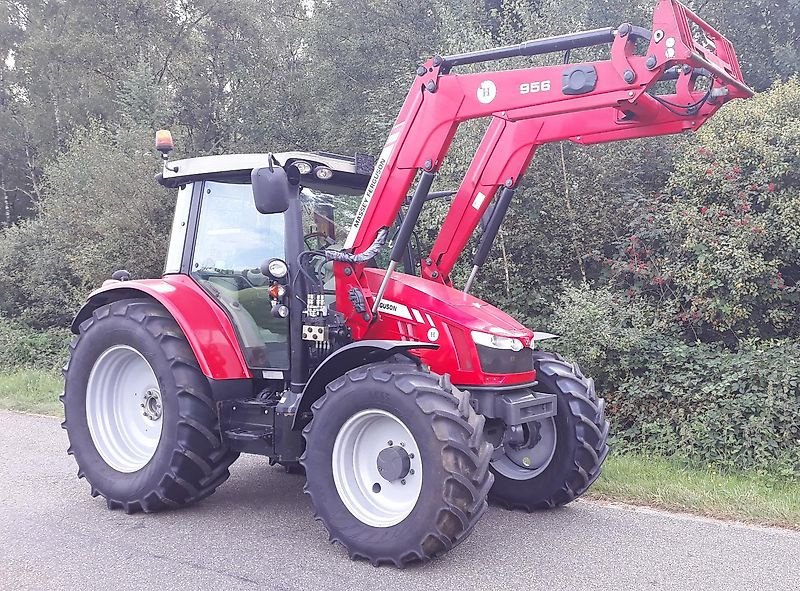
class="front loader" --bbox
[62,0,752,567]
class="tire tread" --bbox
[62,299,238,513]
[489,351,610,511]
[301,362,493,567]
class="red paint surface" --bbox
[339,268,537,386]
[85,275,251,380]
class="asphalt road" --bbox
[1,410,798,591]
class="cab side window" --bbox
[191,181,289,369]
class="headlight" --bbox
[471,331,524,351]
[264,258,288,279]
[292,160,312,175]
[470,330,533,374]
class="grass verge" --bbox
[1,369,799,529]
[0,369,63,416]
[588,453,800,529]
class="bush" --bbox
[547,284,669,386]
[611,340,800,479]
[0,124,172,329]
[548,286,800,478]
[0,318,71,372]
[611,78,800,341]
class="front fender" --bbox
[292,340,437,429]
[71,275,251,380]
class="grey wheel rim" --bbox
[491,418,557,480]
[85,345,164,473]
[331,409,423,528]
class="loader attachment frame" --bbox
[337,0,752,316]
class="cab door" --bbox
[189,180,290,369]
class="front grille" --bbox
[475,344,534,374]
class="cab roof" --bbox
[156,151,373,195]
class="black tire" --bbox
[62,299,239,513]
[488,351,609,511]
[301,362,493,567]
[277,461,305,475]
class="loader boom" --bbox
[340,0,752,304]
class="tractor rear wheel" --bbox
[62,299,238,513]
[488,351,609,510]
[301,362,493,567]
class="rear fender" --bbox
[292,340,437,429]
[71,276,251,380]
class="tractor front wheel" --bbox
[488,351,609,510]
[301,362,493,567]
[62,299,238,513]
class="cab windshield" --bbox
[301,188,418,274]
[189,180,419,370]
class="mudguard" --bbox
[292,340,437,428]
[71,275,251,380]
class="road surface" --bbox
[1,410,797,591]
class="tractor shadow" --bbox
[189,453,580,573]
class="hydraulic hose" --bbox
[324,227,389,264]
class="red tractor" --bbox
[63,0,751,566]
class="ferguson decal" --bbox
[377,298,413,320]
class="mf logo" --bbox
[477,80,497,104]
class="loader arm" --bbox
[425,82,731,284]
[337,0,752,329]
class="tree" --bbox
[0,124,172,327]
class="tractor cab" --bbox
[155,145,427,375]
[156,149,373,370]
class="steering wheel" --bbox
[305,232,335,251]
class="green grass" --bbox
[0,369,63,416]
[591,454,800,529]
[1,368,799,528]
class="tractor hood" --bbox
[362,268,533,344]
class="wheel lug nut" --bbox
[401,479,406,485]
[409,469,415,475]
[409,453,415,459]
[400,442,405,447]
[387,440,393,446]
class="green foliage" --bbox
[699,0,800,91]
[548,284,669,383]
[0,368,63,416]
[612,79,800,341]
[0,124,171,327]
[0,318,70,371]
[611,339,800,479]
[551,286,800,478]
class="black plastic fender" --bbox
[291,340,437,429]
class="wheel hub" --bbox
[376,445,411,482]
[490,417,557,481]
[507,421,541,451]
[141,389,163,421]
[331,409,423,528]
[85,345,164,473]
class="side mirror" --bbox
[251,162,300,214]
